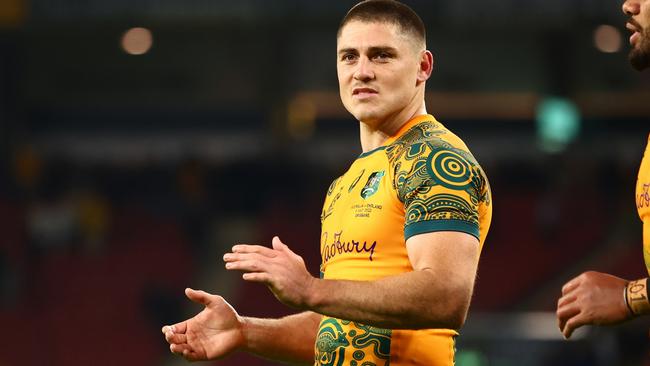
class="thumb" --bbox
[272,236,289,252]
[185,288,213,307]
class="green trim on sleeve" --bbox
[404,219,479,241]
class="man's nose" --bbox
[622,0,639,16]
[353,57,375,81]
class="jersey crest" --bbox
[361,171,385,199]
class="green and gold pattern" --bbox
[386,121,491,238]
[316,318,392,366]
[406,193,476,223]
[316,318,350,366]
[427,150,473,190]
[322,177,344,223]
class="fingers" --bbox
[165,328,192,358]
[557,300,580,334]
[166,327,203,361]
[224,252,272,264]
[272,236,288,251]
[242,272,271,282]
[557,302,582,339]
[170,343,202,362]
[169,343,186,354]
[162,321,187,335]
[225,257,271,273]
[165,331,188,344]
[557,276,582,337]
[231,244,278,257]
[231,236,293,256]
[557,293,577,309]
[163,322,187,348]
[562,313,586,339]
[185,288,214,308]
[562,277,580,295]
[169,344,202,362]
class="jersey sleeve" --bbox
[391,142,487,241]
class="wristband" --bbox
[624,282,634,315]
[626,278,650,316]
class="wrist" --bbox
[239,316,254,353]
[303,277,323,310]
[626,278,650,316]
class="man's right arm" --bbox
[242,311,321,365]
[162,288,320,364]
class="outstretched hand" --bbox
[557,271,632,339]
[162,288,245,361]
[224,236,317,309]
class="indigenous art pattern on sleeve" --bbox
[316,318,391,366]
[385,120,491,240]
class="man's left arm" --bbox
[224,232,479,330]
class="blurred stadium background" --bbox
[1,0,649,365]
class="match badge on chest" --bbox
[360,171,385,199]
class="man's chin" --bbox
[351,109,380,123]
[629,40,650,71]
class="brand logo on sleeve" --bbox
[360,171,384,199]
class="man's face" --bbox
[336,21,424,125]
[624,0,650,70]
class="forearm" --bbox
[241,311,320,365]
[306,269,473,330]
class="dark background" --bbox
[0,1,649,365]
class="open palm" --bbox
[163,288,245,361]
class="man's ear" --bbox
[417,50,434,83]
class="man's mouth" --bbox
[352,88,378,97]
[627,21,643,45]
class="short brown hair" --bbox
[337,0,426,47]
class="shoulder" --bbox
[387,119,476,160]
[385,120,481,177]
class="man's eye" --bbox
[342,54,357,62]
[375,52,391,60]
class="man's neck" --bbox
[359,103,427,153]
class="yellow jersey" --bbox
[315,115,492,366]
[638,134,650,275]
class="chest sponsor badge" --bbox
[360,170,384,199]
